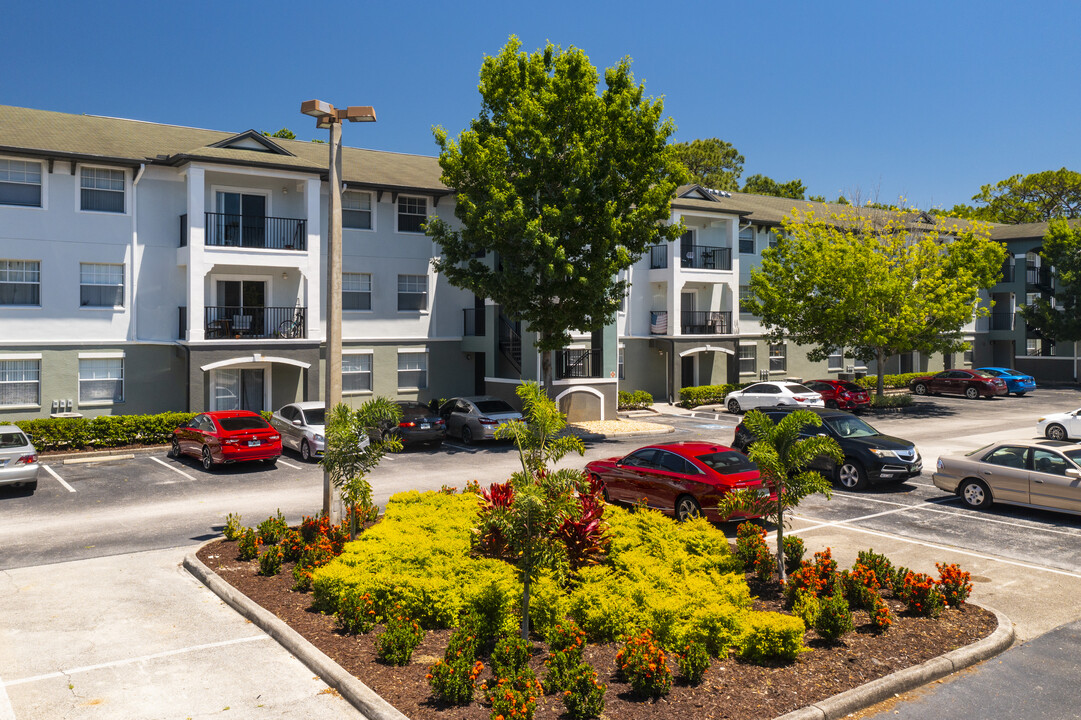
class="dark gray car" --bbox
[438,396,523,445]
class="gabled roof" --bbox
[207,129,295,156]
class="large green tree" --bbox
[970,168,1081,223]
[745,207,1006,395]
[742,173,807,200]
[427,37,686,383]
[670,137,744,191]
[1019,219,1081,343]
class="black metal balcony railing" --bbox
[681,310,732,334]
[555,348,603,379]
[1026,266,1053,289]
[650,245,668,269]
[1000,258,1014,283]
[463,307,485,336]
[680,244,732,271]
[180,214,187,247]
[202,212,307,250]
[990,311,1015,331]
[198,306,307,339]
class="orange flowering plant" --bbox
[616,629,671,698]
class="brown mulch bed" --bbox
[196,539,996,720]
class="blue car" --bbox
[976,367,1036,396]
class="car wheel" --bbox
[836,459,868,491]
[300,440,312,462]
[23,480,37,493]
[727,399,742,414]
[1046,423,1068,441]
[913,383,928,396]
[168,438,181,459]
[430,440,443,449]
[959,478,992,509]
[825,400,839,409]
[1015,392,1026,397]
[201,445,214,471]
[264,457,278,467]
[461,426,474,445]
[965,386,980,400]
[675,495,702,522]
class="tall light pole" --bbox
[300,100,377,519]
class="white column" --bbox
[305,176,323,341]
[186,166,206,341]
[669,212,682,337]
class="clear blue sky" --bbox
[6,0,1079,210]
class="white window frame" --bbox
[618,345,625,380]
[397,274,428,312]
[0,259,41,307]
[769,343,787,373]
[0,157,45,209]
[343,272,372,311]
[397,350,428,390]
[827,348,844,372]
[738,226,755,254]
[343,190,374,231]
[342,350,373,394]
[739,344,757,375]
[396,195,428,234]
[78,353,125,405]
[78,165,127,215]
[79,262,125,309]
[0,355,41,408]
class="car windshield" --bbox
[0,431,28,448]
[696,450,757,473]
[302,408,325,425]
[218,417,270,431]
[965,443,993,456]
[972,371,996,379]
[823,415,879,438]
[785,384,813,393]
[475,400,514,414]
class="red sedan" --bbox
[910,369,1008,399]
[170,410,282,470]
[584,441,773,522]
[805,379,870,411]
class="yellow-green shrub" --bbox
[737,611,806,665]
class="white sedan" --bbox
[725,382,825,414]
[1037,408,1081,441]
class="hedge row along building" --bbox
[0,105,1070,422]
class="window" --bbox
[398,351,427,389]
[397,274,428,311]
[739,345,757,375]
[343,191,372,230]
[343,273,372,310]
[0,359,39,406]
[343,353,372,393]
[0,159,42,207]
[769,343,787,372]
[827,348,844,372]
[963,348,973,365]
[80,263,124,307]
[1026,339,1039,356]
[618,346,625,380]
[768,231,779,248]
[79,357,124,403]
[739,285,756,314]
[739,227,755,254]
[397,196,427,233]
[0,260,40,305]
[80,167,125,213]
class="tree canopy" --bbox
[970,168,1081,224]
[1019,219,1081,343]
[742,174,807,200]
[670,137,744,191]
[428,37,686,378]
[745,207,1006,394]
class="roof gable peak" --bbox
[207,130,295,156]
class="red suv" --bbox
[910,369,1008,399]
[804,380,870,411]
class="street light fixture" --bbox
[301,99,377,519]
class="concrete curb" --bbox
[570,425,676,441]
[42,445,167,461]
[773,604,1015,720]
[183,547,409,720]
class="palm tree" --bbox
[718,409,842,581]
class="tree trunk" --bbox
[520,571,531,640]
[775,487,787,582]
[875,348,885,398]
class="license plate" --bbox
[247,440,261,447]
[420,423,430,430]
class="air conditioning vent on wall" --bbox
[759,370,770,381]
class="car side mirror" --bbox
[1067,468,1081,479]
[292,419,302,427]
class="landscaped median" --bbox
[187,488,1013,720]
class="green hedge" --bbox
[617,390,653,411]
[855,373,927,391]
[679,383,748,409]
[7,410,275,452]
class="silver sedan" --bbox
[0,427,41,492]
[269,402,326,462]
[933,439,1081,516]
[438,396,523,445]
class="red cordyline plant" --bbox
[557,480,611,572]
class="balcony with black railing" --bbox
[650,245,668,269]
[180,212,307,250]
[681,310,732,334]
[176,306,308,340]
[1026,266,1053,290]
[680,244,732,271]
[555,348,603,379]
[990,311,1016,332]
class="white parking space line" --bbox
[2,635,271,688]
[443,443,478,453]
[792,518,1081,580]
[277,458,302,470]
[149,456,197,482]
[0,674,15,720]
[792,496,959,533]
[41,464,75,493]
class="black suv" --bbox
[731,407,921,491]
